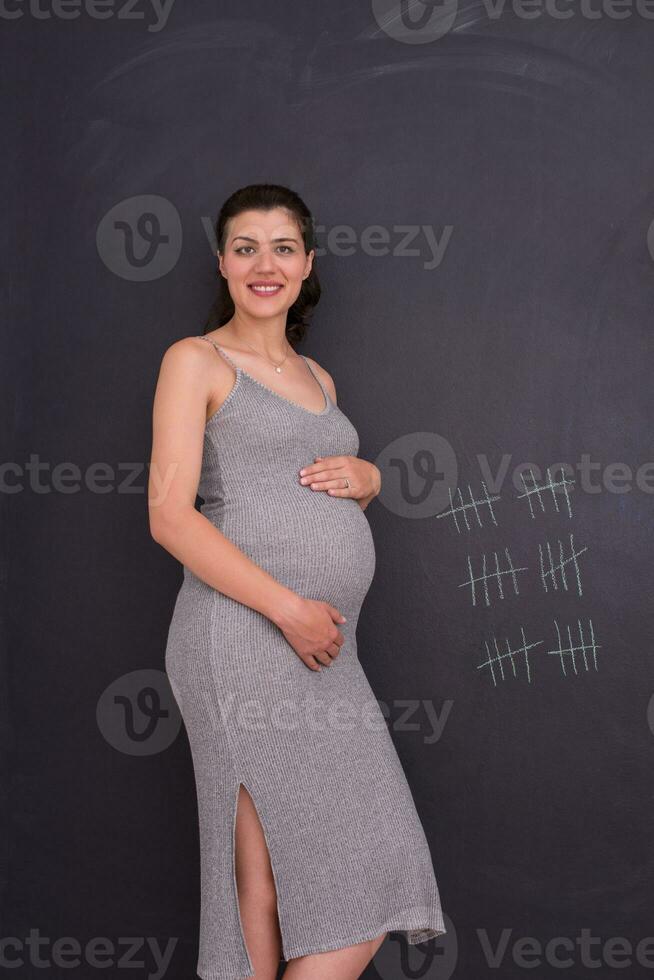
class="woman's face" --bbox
[218,208,314,320]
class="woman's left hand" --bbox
[298,455,381,506]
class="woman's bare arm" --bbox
[148,338,299,627]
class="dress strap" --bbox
[300,354,330,403]
[196,335,240,372]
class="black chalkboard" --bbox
[3,4,653,979]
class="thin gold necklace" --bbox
[237,335,292,374]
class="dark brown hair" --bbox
[204,184,321,346]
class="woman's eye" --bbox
[235,245,295,255]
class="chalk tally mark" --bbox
[517,466,575,520]
[436,481,500,533]
[478,619,602,685]
[477,626,543,685]
[459,548,528,607]
[546,618,600,676]
[538,532,587,596]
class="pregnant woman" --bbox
[148,183,446,980]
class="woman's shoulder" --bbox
[154,337,235,400]
[159,334,226,366]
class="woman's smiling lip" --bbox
[248,282,284,295]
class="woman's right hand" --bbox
[273,594,347,671]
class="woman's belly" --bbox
[203,483,377,614]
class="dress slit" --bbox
[232,780,287,977]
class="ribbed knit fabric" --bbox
[164,336,447,979]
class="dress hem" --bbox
[283,919,447,961]
[196,919,447,980]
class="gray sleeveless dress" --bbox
[164,335,446,979]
